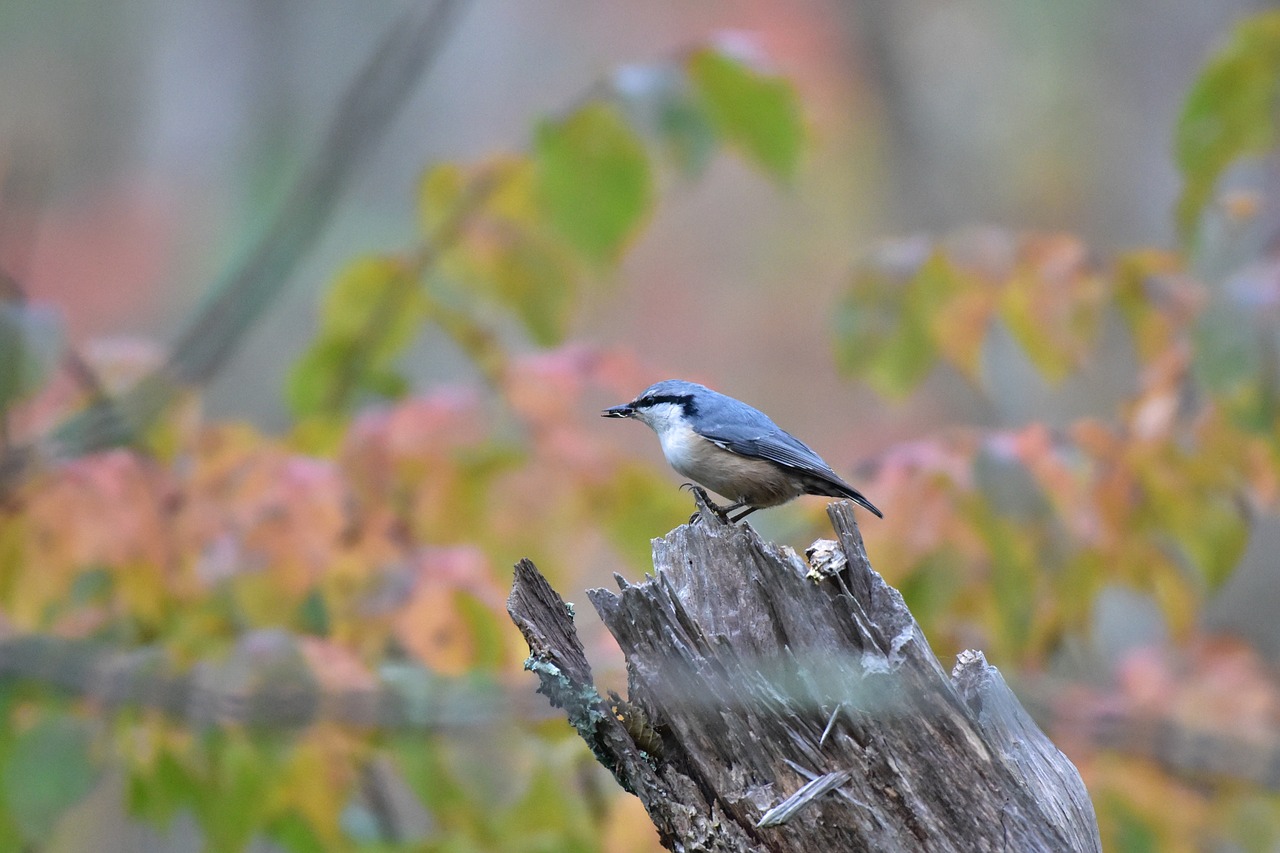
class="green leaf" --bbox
[1171,494,1250,592]
[288,256,427,417]
[296,589,330,637]
[1174,11,1280,240]
[361,367,411,400]
[320,256,425,357]
[3,716,99,842]
[688,47,803,179]
[897,553,964,638]
[1111,249,1186,364]
[194,730,272,851]
[965,498,1038,655]
[834,246,954,397]
[127,748,199,827]
[454,591,508,672]
[493,755,597,849]
[534,103,654,263]
[387,733,458,815]
[286,338,356,418]
[0,302,63,412]
[1104,793,1162,853]
[268,811,327,853]
[613,63,719,178]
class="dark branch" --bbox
[5,0,471,482]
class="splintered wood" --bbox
[508,502,1101,852]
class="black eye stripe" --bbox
[635,394,698,416]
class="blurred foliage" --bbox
[1175,10,1280,241]
[834,231,1262,656]
[0,300,63,416]
[0,37,801,853]
[4,10,1280,853]
[824,9,1280,847]
[686,42,804,179]
[535,103,653,264]
[285,40,801,433]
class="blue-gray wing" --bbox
[696,422,846,484]
[691,395,883,516]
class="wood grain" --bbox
[508,501,1101,852]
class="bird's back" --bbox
[621,379,883,517]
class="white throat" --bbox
[636,403,704,471]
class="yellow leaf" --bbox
[485,155,539,224]
[998,234,1107,382]
[114,560,169,630]
[1112,250,1198,364]
[1148,566,1200,637]
[418,162,465,238]
[931,282,999,384]
[319,256,423,353]
[269,731,354,847]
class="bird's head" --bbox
[602,379,705,435]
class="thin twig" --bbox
[166,0,472,386]
[0,0,470,488]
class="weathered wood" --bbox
[507,501,1102,852]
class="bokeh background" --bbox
[1,0,1263,426]
[3,1,1280,850]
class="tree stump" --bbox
[507,500,1101,852]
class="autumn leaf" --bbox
[998,235,1106,383]
[534,103,654,263]
[688,43,804,179]
[1175,11,1280,240]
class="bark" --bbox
[507,500,1101,852]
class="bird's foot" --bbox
[682,484,732,525]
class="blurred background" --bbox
[0,0,1261,426]
[2,0,1280,850]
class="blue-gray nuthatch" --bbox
[603,379,882,523]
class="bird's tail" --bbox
[836,484,883,519]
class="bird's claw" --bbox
[684,484,732,526]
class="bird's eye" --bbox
[636,396,653,407]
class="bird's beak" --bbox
[602,403,634,418]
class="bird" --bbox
[602,379,882,523]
